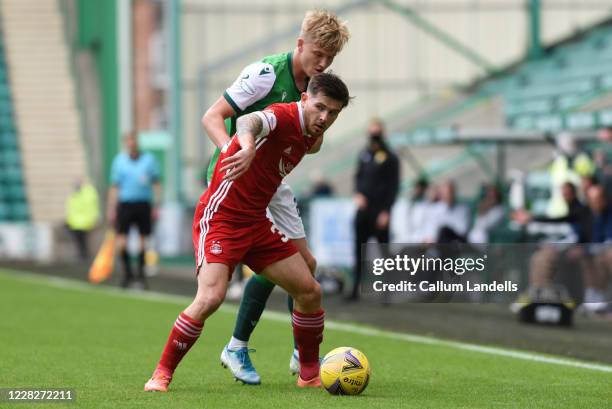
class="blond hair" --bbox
[301,9,350,54]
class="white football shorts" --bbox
[266,182,306,240]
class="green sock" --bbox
[287,295,298,350]
[232,274,275,341]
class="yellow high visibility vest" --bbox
[66,184,100,230]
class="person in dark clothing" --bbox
[350,118,400,301]
[582,184,612,308]
[514,182,591,243]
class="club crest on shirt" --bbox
[210,241,223,255]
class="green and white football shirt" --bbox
[206,52,304,182]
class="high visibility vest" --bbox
[547,153,595,217]
[66,184,100,230]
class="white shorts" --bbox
[266,182,306,240]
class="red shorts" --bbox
[192,201,298,275]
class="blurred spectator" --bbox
[406,178,432,243]
[514,182,591,243]
[548,132,595,217]
[586,184,612,242]
[65,179,100,260]
[517,182,591,297]
[579,174,597,203]
[106,132,161,289]
[426,180,470,243]
[467,184,505,244]
[350,118,400,301]
[308,173,335,199]
[592,127,612,196]
[582,184,612,308]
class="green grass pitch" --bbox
[0,269,610,409]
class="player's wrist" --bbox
[242,143,256,152]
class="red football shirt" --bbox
[201,102,317,224]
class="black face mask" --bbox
[369,133,384,149]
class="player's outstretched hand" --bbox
[219,145,256,181]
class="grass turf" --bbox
[0,269,610,409]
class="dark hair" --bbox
[562,181,577,194]
[307,72,351,107]
[415,177,429,189]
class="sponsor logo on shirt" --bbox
[278,157,295,178]
[281,91,287,101]
[239,75,256,95]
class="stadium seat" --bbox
[10,202,29,221]
[0,202,10,221]
[6,183,25,201]
[5,166,22,184]
[0,27,28,221]
[2,149,20,167]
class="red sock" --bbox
[156,312,203,375]
[292,309,324,381]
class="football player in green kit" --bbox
[202,9,349,385]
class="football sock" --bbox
[232,275,274,341]
[137,250,146,279]
[227,336,248,350]
[292,309,324,381]
[120,249,132,283]
[157,312,203,374]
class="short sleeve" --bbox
[224,62,277,113]
[253,110,278,138]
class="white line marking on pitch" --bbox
[2,269,612,374]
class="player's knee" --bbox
[193,292,225,318]
[296,279,321,309]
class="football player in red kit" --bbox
[144,72,350,392]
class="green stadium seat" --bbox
[6,184,25,202]
[5,167,23,184]
[2,149,20,167]
[10,202,29,221]
[0,202,10,220]
[0,38,28,221]
[1,131,17,149]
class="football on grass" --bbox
[320,347,370,395]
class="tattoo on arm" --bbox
[236,113,263,138]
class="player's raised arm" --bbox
[201,97,235,149]
[220,111,274,181]
[202,62,276,150]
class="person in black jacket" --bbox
[350,118,400,301]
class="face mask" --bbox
[369,133,383,146]
[370,133,385,149]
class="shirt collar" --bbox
[296,101,307,136]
